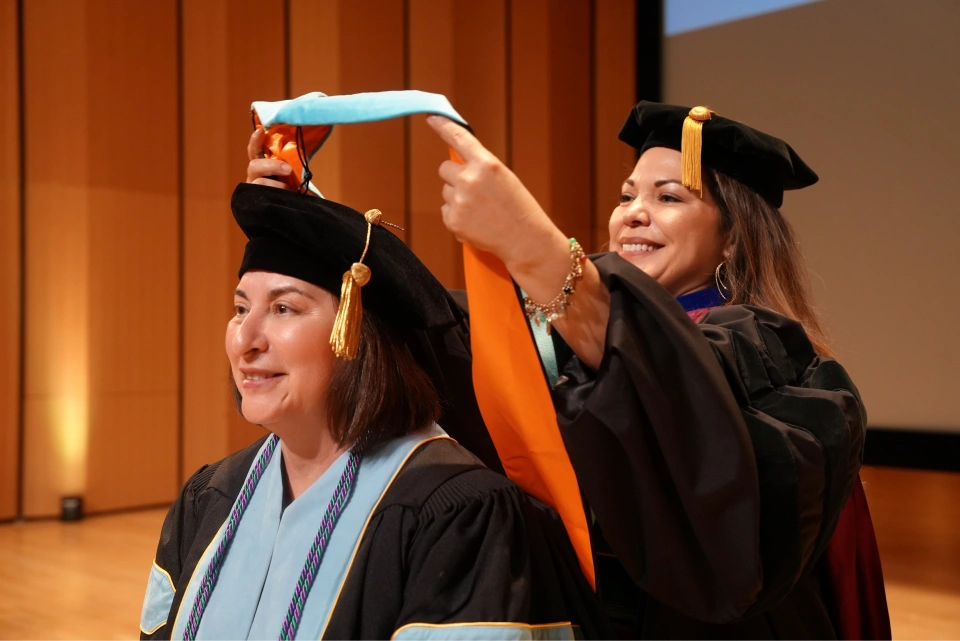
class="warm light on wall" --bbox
[46,207,91,498]
[28,185,92,510]
[51,389,89,495]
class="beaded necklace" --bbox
[182,434,362,641]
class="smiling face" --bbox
[608,146,730,297]
[226,271,340,430]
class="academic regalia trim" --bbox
[145,435,608,640]
[676,286,727,313]
[140,562,176,635]
[251,90,469,196]
[169,427,451,640]
[390,620,577,640]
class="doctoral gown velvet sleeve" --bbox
[552,252,865,624]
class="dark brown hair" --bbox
[704,168,834,357]
[233,311,441,450]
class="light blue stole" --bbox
[170,424,448,640]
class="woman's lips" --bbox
[240,372,286,391]
[619,242,662,257]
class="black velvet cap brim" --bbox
[232,182,463,332]
[618,101,819,208]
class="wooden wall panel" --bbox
[0,0,21,520]
[22,0,93,517]
[289,0,344,202]
[181,0,288,478]
[407,0,459,287]
[510,0,594,251]
[12,0,636,513]
[84,0,180,513]
[290,0,407,238]
[337,1,407,239]
[593,0,637,251]
[23,1,180,516]
[407,0,508,288]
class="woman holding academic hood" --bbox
[421,103,890,640]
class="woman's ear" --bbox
[722,237,734,261]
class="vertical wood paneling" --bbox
[180,0,233,480]
[546,0,593,249]
[23,0,180,516]
[83,0,180,512]
[593,0,637,250]
[510,0,552,212]
[510,0,594,250]
[0,0,21,520]
[340,1,407,239]
[12,0,636,513]
[181,0,287,478]
[407,0,458,286]
[22,0,93,516]
[407,0,508,288]
[290,1,407,238]
[289,0,343,202]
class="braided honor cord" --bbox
[183,434,280,640]
[279,449,361,640]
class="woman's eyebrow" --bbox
[268,286,314,300]
[654,179,683,188]
[623,178,635,187]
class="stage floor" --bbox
[0,465,958,639]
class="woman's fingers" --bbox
[250,177,290,189]
[247,127,266,161]
[441,183,456,205]
[247,127,293,190]
[426,115,486,163]
[438,159,465,185]
[246,158,291,183]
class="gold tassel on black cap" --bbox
[329,209,381,359]
[681,106,713,198]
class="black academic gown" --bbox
[141,434,607,640]
[550,253,865,639]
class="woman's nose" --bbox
[621,199,649,228]
[232,314,268,358]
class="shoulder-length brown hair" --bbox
[704,169,834,357]
[233,311,441,450]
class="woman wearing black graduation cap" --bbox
[139,183,606,640]
[424,103,890,639]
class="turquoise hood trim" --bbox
[252,90,469,129]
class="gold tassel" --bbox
[681,106,713,198]
[328,209,381,359]
[329,262,372,359]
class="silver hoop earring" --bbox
[715,262,730,300]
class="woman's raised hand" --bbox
[427,115,569,274]
[427,114,609,369]
[246,127,293,189]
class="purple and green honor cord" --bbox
[182,434,362,641]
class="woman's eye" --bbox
[660,193,681,203]
[234,305,248,316]
[275,304,290,315]
[619,193,635,205]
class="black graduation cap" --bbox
[618,101,818,208]
[232,182,463,358]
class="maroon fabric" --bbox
[686,307,712,323]
[686,306,891,639]
[822,476,892,640]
